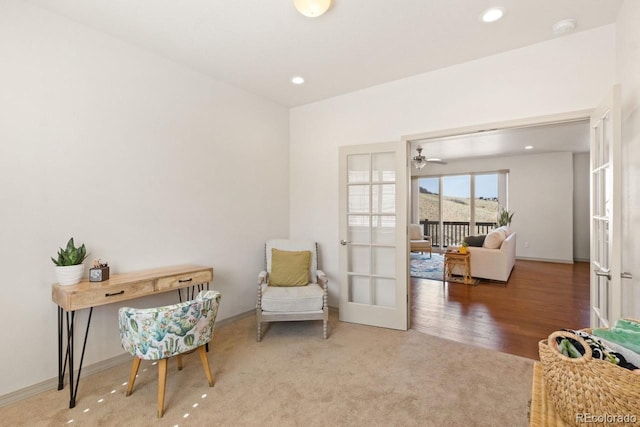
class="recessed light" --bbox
[291,76,305,85]
[525,145,534,150]
[480,7,505,23]
[552,18,577,36]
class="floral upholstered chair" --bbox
[118,290,221,418]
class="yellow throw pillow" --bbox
[269,248,311,287]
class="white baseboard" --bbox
[0,352,132,408]
[516,256,574,264]
[0,309,257,408]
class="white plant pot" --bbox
[55,264,85,286]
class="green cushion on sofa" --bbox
[269,248,311,287]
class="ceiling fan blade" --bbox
[426,159,447,165]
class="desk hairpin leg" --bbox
[57,306,93,408]
[176,282,210,302]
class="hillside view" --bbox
[419,191,499,223]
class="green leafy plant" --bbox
[51,237,89,266]
[460,241,469,248]
[497,208,515,227]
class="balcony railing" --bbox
[419,220,497,247]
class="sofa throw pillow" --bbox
[463,235,486,247]
[496,226,512,237]
[269,248,311,287]
[483,229,506,249]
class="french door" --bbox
[338,142,408,330]
[590,85,622,328]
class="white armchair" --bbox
[410,224,432,257]
[256,239,328,341]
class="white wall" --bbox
[290,25,616,306]
[0,1,289,396]
[573,153,590,261]
[414,152,576,263]
[616,0,640,318]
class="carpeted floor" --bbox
[2,313,534,426]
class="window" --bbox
[415,171,507,247]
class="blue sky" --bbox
[419,174,498,198]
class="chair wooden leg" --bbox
[323,319,328,339]
[177,354,183,371]
[126,358,141,397]
[157,358,168,418]
[198,345,215,387]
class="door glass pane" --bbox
[592,172,600,216]
[348,185,369,213]
[348,275,370,304]
[348,246,370,274]
[603,220,609,269]
[374,278,395,307]
[373,246,395,276]
[348,154,370,183]
[602,112,610,165]
[372,184,395,213]
[372,152,395,182]
[474,174,499,233]
[599,275,609,321]
[372,216,395,244]
[348,215,370,244]
[442,175,470,247]
[418,177,439,246]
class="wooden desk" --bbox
[443,252,472,284]
[52,264,213,408]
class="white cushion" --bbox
[261,283,324,312]
[409,224,423,240]
[483,229,506,249]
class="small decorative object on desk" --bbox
[89,259,109,282]
[459,242,469,254]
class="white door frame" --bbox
[402,109,593,329]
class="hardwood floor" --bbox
[410,259,590,360]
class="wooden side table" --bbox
[443,251,472,284]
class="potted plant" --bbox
[459,241,469,254]
[497,208,515,227]
[52,237,89,286]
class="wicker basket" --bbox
[538,328,640,426]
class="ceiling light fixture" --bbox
[480,7,505,23]
[552,18,577,36]
[294,0,332,18]
[413,147,427,170]
[525,145,534,150]
[291,76,305,85]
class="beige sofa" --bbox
[466,231,516,282]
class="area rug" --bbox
[410,252,444,280]
[410,252,480,285]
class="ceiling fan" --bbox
[412,147,447,169]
